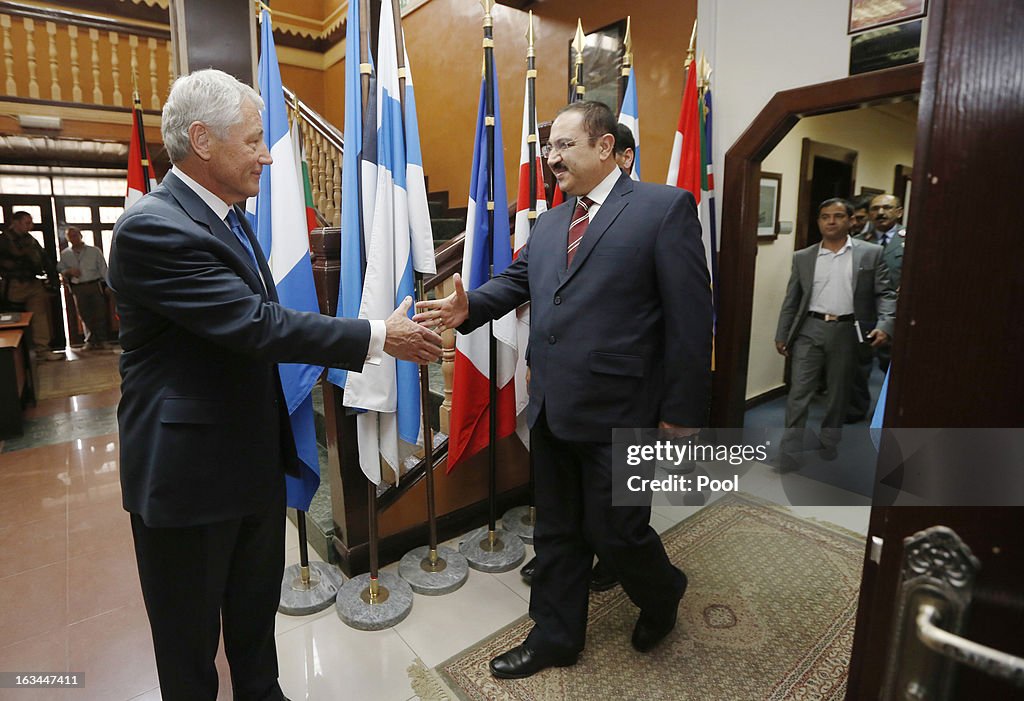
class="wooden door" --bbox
[845,0,1024,697]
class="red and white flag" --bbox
[665,60,701,199]
[125,98,156,208]
[512,80,547,446]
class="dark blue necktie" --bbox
[225,209,259,271]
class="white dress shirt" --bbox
[808,237,855,316]
[171,166,385,364]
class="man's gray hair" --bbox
[161,69,264,163]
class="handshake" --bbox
[382,275,471,365]
[382,296,445,364]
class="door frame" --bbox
[795,138,859,251]
[711,62,924,428]
[0,195,65,350]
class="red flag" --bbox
[665,61,701,201]
[126,98,155,208]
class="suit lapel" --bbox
[163,173,269,298]
[851,238,865,295]
[560,172,631,288]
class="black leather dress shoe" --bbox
[589,560,619,592]
[489,643,578,679]
[520,556,536,585]
[631,570,688,652]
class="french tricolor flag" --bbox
[449,59,517,471]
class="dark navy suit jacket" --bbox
[108,172,370,527]
[463,172,712,442]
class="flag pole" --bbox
[619,16,632,114]
[389,0,470,596]
[484,0,499,549]
[525,11,538,534]
[357,0,384,608]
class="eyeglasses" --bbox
[541,136,599,158]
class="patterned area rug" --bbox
[410,494,863,701]
[36,350,121,400]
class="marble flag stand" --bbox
[279,511,344,615]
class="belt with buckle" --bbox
[809,311,854,322]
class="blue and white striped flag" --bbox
[617,66,641,181]
[252,10,323,511]
[327,0,372,392]
[342,0,436,484]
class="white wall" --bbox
[746,108,918,398]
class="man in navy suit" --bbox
[417,101,712,678]
[108,69,441,701]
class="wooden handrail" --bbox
[283,85,343,153]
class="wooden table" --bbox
[0,312,36,439]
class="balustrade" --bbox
[0,2,173,112]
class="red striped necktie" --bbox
[566,196,594,267]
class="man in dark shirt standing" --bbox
[0,211,61,360]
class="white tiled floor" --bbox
[0,381,870,701]
[273,459,870,701]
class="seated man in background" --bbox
[58,227,111,350]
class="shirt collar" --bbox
[581,166,622,207]
[818,236,853,255]
[171,165,232,222]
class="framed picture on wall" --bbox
[849,0,928,33]
[758,172,782,238]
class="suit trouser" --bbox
[70,281,108,344]
[130,495,287,701]
[525,410,684,655]
[782,317,858,453]
[5,278,51,351]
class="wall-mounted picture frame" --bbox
[849,0,928,34]
[758,172,782,238]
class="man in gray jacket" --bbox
[775,198,896,467]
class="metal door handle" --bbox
[916,603,1024,686]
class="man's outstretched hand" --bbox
[413,273,469,333]
[384,297,443,364]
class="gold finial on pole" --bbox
[131,66,140,105]
[686,19,697,68]
[254,0,272,18]
[526,10,535,58]
[573,19,585,65]
[698,52,712,91]
[481,0,494,27]
[572,18,585,99]
[623,15,633,68]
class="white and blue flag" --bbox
[327,0,372,392]
[618,67,641,181]
[341,0,436,484]
[252,10,323,511]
